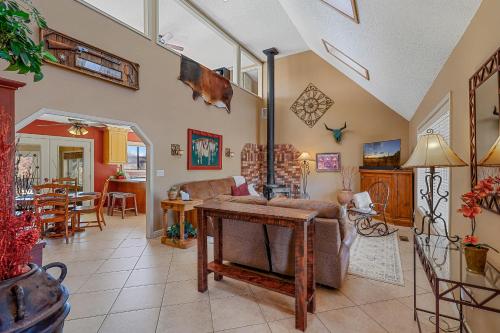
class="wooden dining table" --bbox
[16,191,101,232]
[15,191,101,205]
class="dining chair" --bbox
[33,183,72,244]
[51,177,78,187]
[73,178,109,231]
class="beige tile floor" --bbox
[42,215,457,333]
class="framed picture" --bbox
[316,153,341,172]
[187,129,222,170]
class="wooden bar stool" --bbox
[111,192,138,219]
[106,192,121,216]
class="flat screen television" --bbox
[363,139,401,169]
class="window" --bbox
[157,0,262,95]
[241,50,262,96]
[78,0,149,35]
[158,0,235,79]
[125,144,146,170]
[416,95,451,233]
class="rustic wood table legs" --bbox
[197,210,315,331]
[213,216,223,281]
[294,222,315,331]
[197,209,208,292]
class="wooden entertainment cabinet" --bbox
[359,169,414,227]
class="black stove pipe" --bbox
[262,48,279,273]
[263,47,279,196]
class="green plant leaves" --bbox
[0,50,12,61]
[42,50,57,63]
[0,0,55,82]
[33,72,43,82]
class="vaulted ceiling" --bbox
[191,0,482,120]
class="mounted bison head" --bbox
[179,55,233,113]
[324,122,347,143]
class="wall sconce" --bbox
[171,144,184,156]
[225,148,235,158]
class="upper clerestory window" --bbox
[77,0,150,36]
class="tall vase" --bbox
[337,189,353,218]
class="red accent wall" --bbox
[17,120,122,193]
[128,131,142,142]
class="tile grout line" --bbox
[94,236,149,333]
[152,238,172,333]
[247,279,273,331]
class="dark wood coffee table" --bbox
[196,201,317,331]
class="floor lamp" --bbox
[297,152,314,199]
[403,130,468,244]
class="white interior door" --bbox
[15,135,50,185]
[16,134,94,192]
[49,137,94,192]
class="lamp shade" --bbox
[478,135,500,166]
[402,130,467,168]
[297,152,314,161]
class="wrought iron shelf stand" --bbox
[413,234,500,332]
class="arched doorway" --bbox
[15,108,155,238]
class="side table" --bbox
[413,234,500,332]
[197,200,317,331]
[161,199,203,249]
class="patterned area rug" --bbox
[348,231,405,286]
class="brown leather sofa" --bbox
[179,177,356,288]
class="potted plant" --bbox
[1,2,69,331]
[167,220,197,241]
[0,98,70,333]
[337,166,357,205]
[168,185,179,200]
[458,176,500,274]
[0,0,57,81]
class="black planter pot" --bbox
[0,263,70,333]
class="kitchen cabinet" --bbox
[103,127,128,164]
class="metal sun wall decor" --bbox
[290,83,334,128]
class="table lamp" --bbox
[478,135,500,166]
[297,152,314,199]
[403,129,468,244]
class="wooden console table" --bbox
[196,201,317,331]
[161,199,203,249]
[414,234,500,332]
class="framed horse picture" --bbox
[187,129,223,170]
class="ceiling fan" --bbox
[36,118,106,136]
[158,32,184,52]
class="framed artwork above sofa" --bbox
[187,129,222,170]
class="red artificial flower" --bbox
[463,235,479,245]
[458,205,482,218]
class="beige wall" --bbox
[409,0,500,270]
[261,51,409,201]
[3,0,261,233]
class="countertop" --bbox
[109,178,146,183]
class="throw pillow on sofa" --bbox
[231,183,250,196]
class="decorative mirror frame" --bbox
[469,47,500,214]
